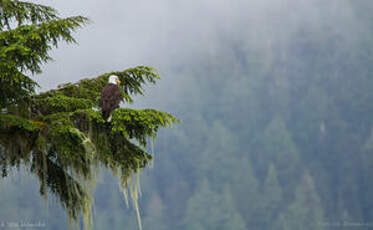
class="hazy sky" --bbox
[3,1,373,228]
[34,0,255,89]
[32,0,360,110]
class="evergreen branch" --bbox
[0,114,40,131]
[0,0,58,30]
[38,66,160,104]
[111,108,180,147]
[0,2,178,228]
[0,15,88,108]
[0,67,37,108]
[33,95,95,116]
[0,16,89,74]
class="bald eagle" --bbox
[99,75,122,122]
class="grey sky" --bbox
[34,0,250,87]
[32,0,361,110]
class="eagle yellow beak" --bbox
[117,79,121,85]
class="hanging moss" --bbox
[0,2,178,228]
[0,66,179,230]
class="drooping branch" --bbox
[0,0,58,30]
[0,66,179,228]
[0,16,89,74]
[0,2,179,229]
[0,15,89,108]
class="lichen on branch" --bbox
[0,2,178,229]
[0,66,179,230]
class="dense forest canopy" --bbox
[0,1,178,229]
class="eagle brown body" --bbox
[99,83,122,121]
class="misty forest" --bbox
[1,0,373,229]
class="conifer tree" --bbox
[251,116,300,200]
[254,164,283,230]
[274,172,325,230]
[0,1,178,229]
[183,179,247,230]
[231,156,260,228]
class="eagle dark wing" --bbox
[99,84,123,121]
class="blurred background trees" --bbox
[2,0,373,229]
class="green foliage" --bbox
[111,108,179,146]
[4,0,373,229]
[0,1,178,229]
[40,66,160,104]
[0,0,58,29]
[0,0,89,108]
[0,114,40,131]
[34,95,95,115]
[0,66,178,229]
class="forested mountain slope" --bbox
[2,0,373,229]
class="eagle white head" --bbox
[108,75,121,85]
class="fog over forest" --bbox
[2,0,373,229]
[34,0,363,92]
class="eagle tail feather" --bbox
[107,115,112,122]
[102,111,110,122]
